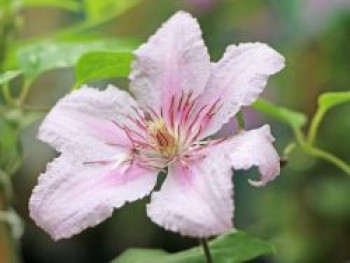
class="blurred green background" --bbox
[1,0,350,262]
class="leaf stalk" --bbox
[200,238,214,263]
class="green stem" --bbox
[0,170,13,205]
[283,142,296,158]
[307,107,326,145]
[286,126,349,175]
[200,238,214,263]
[1,82,14,105]
[292,127,306,146]
[0,208,19,263]
[18,79,33,105]
[303,146,350,175]
[0,172,18,263]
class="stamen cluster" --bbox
[114,91,223,170]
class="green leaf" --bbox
[17,39,137,78]
[21,0,81,12]
[0,70,21,85]
[115,249,168,263]
[318,91,350,111]
[0,118,21,175]
[75,51,132,86]
[112,230,275,263]
[252,99,307,130]
[84,0,142,24]
[0,0,16,12]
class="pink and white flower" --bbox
[29,11,285,240]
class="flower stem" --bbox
[200,238,214,263]
[307,107,326,145]
[303,146,350,175]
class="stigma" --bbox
[147,118,179,158]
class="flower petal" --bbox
[201,43,285,137]
[29,154,157,240]
[130,11,210,113]
[225,125,280,187]
[38,85,139,153]
[147,146,233,237]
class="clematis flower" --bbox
[29,11,285,240]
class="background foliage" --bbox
[0,0,349,262]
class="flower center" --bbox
[147,118,179,158]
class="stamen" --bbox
[180,92,192,118]
[125,126,147,141]
[145,105,161,120]
[206,99,223,118]
[125,115,148,133]
[183,153,206,162]
[179,92,200,126]
[169,95,176,128]
[83,160,115,166]
[185,94,200,121]
[131,106,149,126]
[144,111,153,122]
[133,140,157,150]
[177,90,185,112]
[191,125,203,143]
[186,105,208,135]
